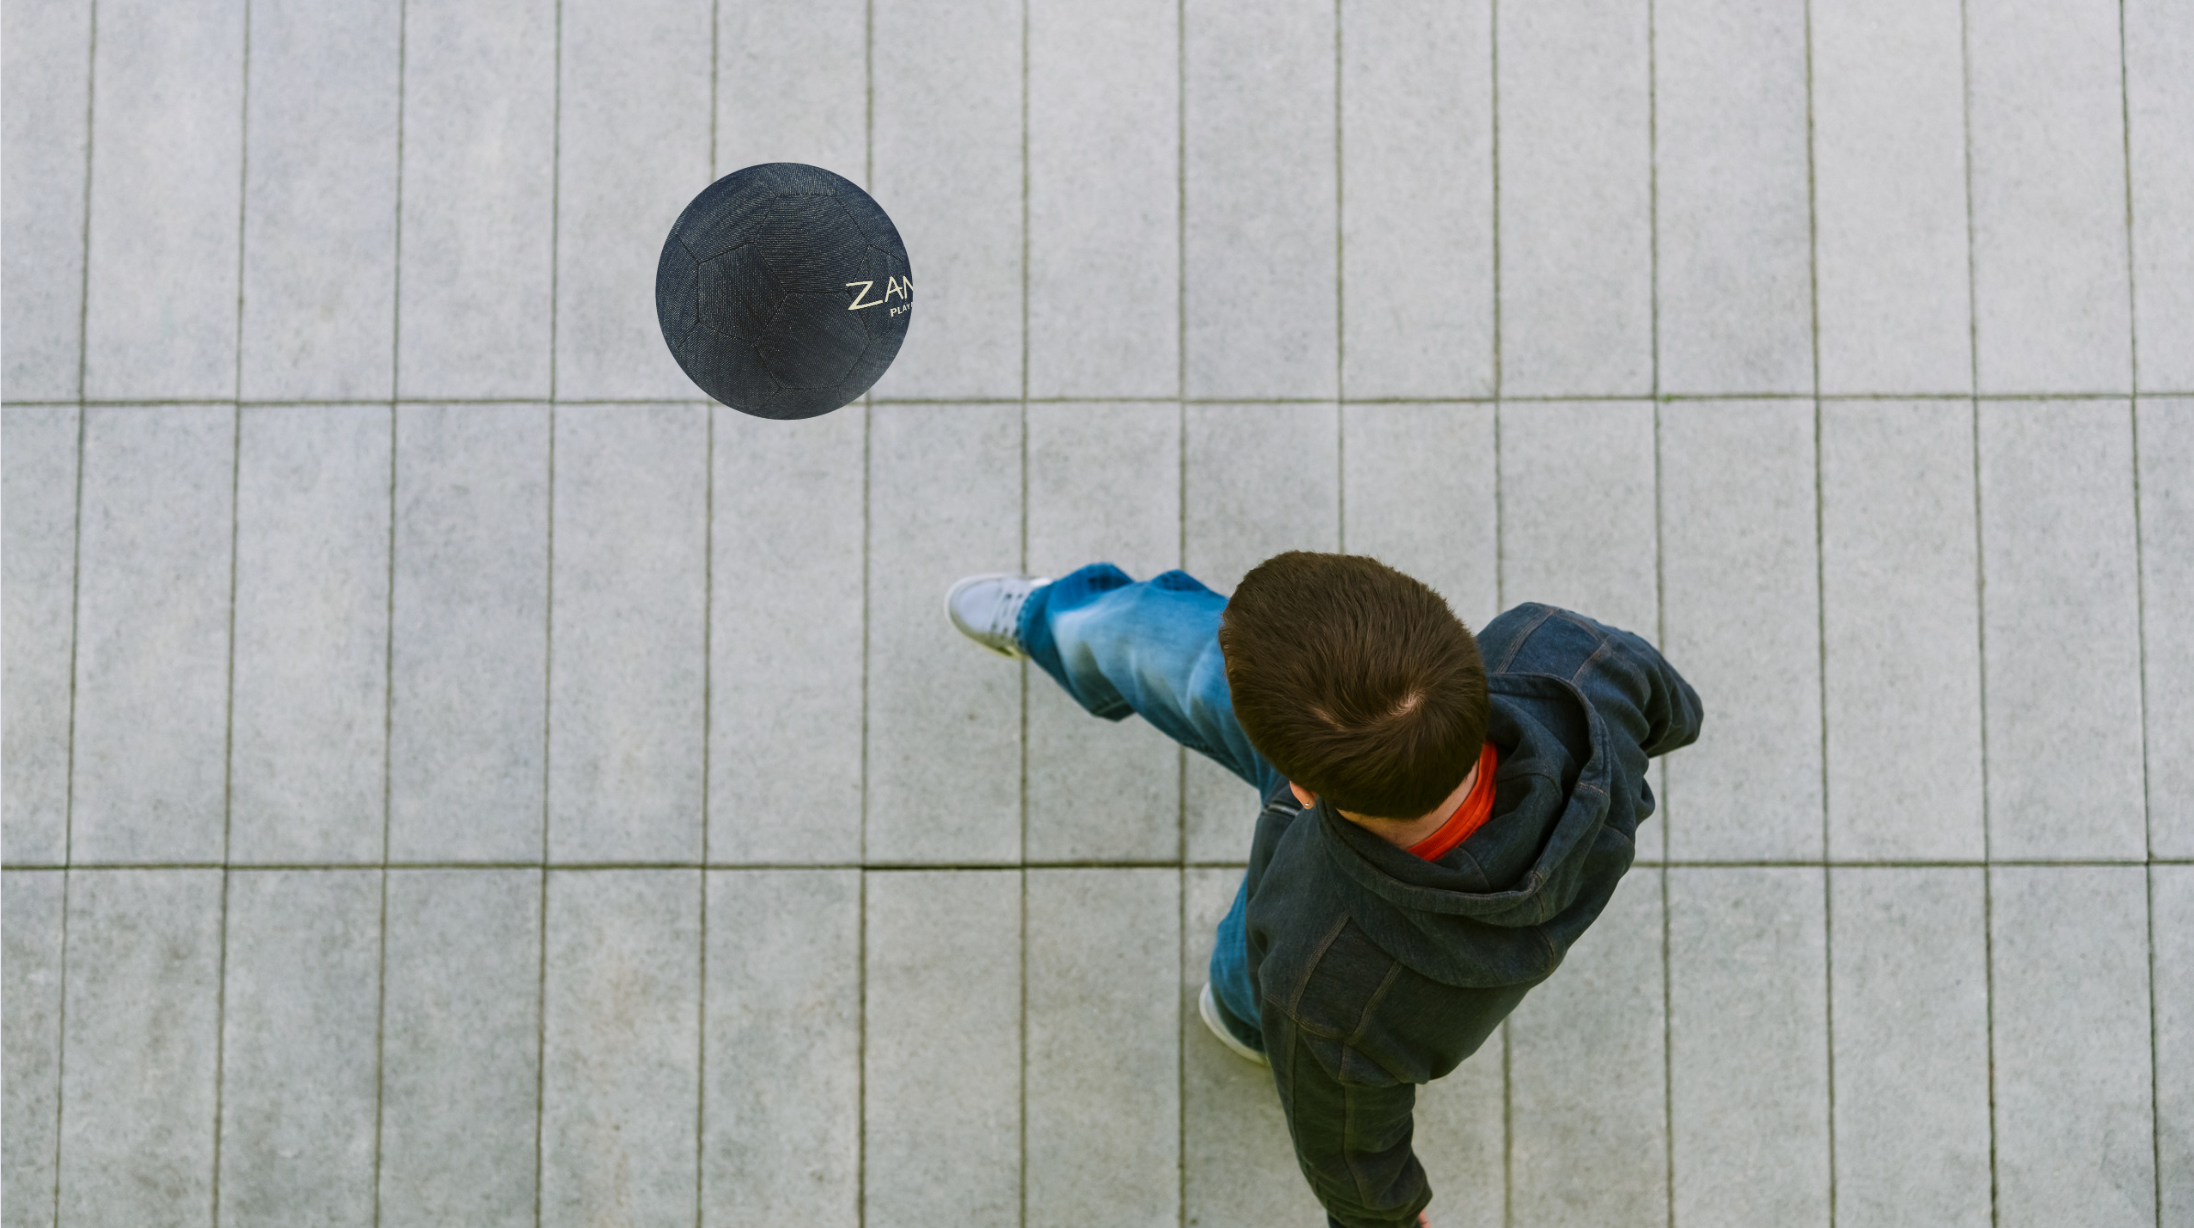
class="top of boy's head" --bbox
[1219,552,1490,820]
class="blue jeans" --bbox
[1019,563,1281,1050]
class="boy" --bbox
[947,552,1702,1228]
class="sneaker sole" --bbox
[1198,982,1269,1067]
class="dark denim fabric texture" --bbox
[1022,566,1704,1228]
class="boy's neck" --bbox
[1289,755,1484,851]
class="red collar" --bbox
[1407,742,1499,862]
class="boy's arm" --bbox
[1264,1007,1433,1228]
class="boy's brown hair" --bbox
[1218,551,1489,819]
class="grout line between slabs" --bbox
[17,855,2188,874]
[1646,0,1675,1216]
[1017,4,1031,1221]
[1174,0,1190,1216]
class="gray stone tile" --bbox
[1025,869,1178,1228]
[236,0,398,402]
[1183,0,1337,400]
[1495,0,1653,397]
[1025,403,1182,863]
[553,0,711,402]
[1966,0,2132,393]
[701,870,859,1225]
[1828,868,1991,1228]
[1990,865,2156,1228]
[1340,0,1494,400]
[2,407,78,865]
[868,0,1023,401]
[395,0,556,400]
[1181,867,1326,1226]
[1978,402,2145,859]
[1409,1027,1504,1228]
[378,869,541,1228]
[69,407,233,865]
[865,404,1023,864]
[1809,0,1971,395]
[55,869,223,1227]
[228,406,390,865]
[540,869,700,1228]
[1668,867,1829,1228]
[1652,0,1813,394]
[714,0,866,176]
[2128,0,2194,393]
[0,0,89,401]
[1341,404,1500,627]
[2,871,63,1228]
[2155,865,2193,1228]
[1820,402,1984,860]
[1182,403,1338,862]
[547,405,707,864]
[864,869,1021,1228]
[215,870,381,1228]
[1027,0,1178,400]
[80,0,242,401]
[1508,868,1666,1227]
[388,404,548,862]
[708,408,865,865]
[1660,403,1822,861]
[2142,399,2194,856]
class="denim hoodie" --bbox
[1241,603,1703,1228]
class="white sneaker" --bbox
[945,572,1052,658]
[1199,982,1269,1066]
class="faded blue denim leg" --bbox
[1019,563,1280,1050]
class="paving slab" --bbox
[378,869,541,1228]
[540,869,701,1228]
[1495,0,1653,397]
[1025,869,1179,1228]
[553,0,711,402]
[868,0,1023,401]
[1651,0,1812,394]
[2,406,78,865]
[228,406,390,865]
[1827,867,1992,1228]
[395,0,557,400]
[387,404,549,863]
[1341,404,1500,628]
[1025,403,1183,863]
[2,871,63,1228]
[547,404,708,864]
[864,869,1022,1228]
[0,0,89,401]
[80,0,242,400]
[1181,867,1326,1227]
[1507,868,1667,1228]
[1667,867,1830,1228]
[714,0,867,183]
[1410,1026,1504,1228]
[2154,865,2193,1228]
[1978,401,2145,859]
[69,407,233,865]
[237,0,399,402]
[1659,403,1822,861]
[865,404,1024,863]
[215,870,381,1228]
[2142,399,2194,856]
[1820,402,1985,860]
[1966,0,2132,393]
[55,869,223,1228]
[708,407,866,865]
[1183,0,1337,400]
[702,869,861,1225]
[1182,403,1337,863]
[1809,0,1971,395]
[1990,865,2157,1228]
[1028,0,1179,400]
[1339,0,1494,400]
[2128,0,2194,392]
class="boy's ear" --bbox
[1288,782,1317,808]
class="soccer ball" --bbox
[655,163,913,420]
